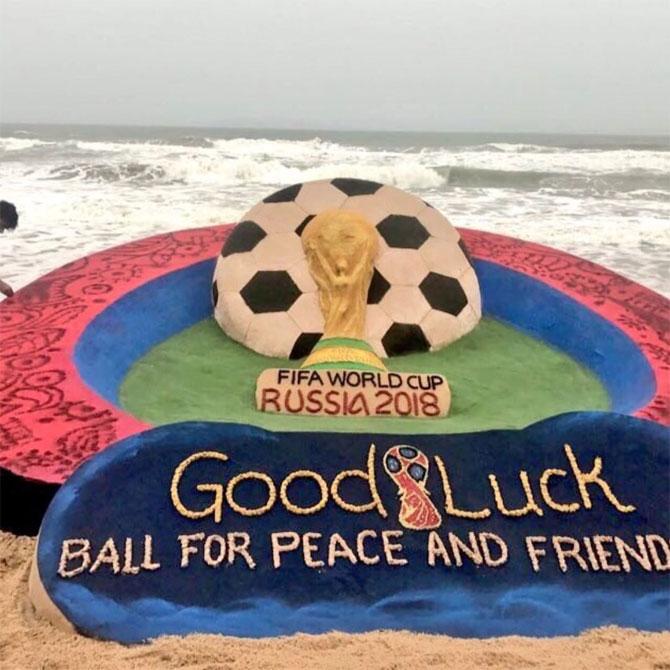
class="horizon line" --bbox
[1,120,668,139]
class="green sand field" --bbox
[120,317,609,434]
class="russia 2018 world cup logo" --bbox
[383,445,442,530]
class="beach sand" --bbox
[2,532,668,670]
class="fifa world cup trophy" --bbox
[300,210,386,371]
[255,207,450,417]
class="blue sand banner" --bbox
[36,412,669,642]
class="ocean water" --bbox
[1,124,668,295]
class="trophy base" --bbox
[300,337,387,371]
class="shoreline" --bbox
[2,532,668,670]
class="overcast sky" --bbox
[1,0,668,134]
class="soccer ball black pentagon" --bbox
[212,178,481,359]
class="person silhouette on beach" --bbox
[0,200,19,298]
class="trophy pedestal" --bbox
[300,337,386,371]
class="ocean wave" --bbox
[2,172,668,296]
[46,162,171,184]
[153,135,215,148]
[438,165,670,192]
[63,136,352,159]
[4,130,668,197]
[465,141,670,154]
[211,136,359,162]
[1,129,668,296]
[471,143,565,154]
[4,133,670,177]
[295,162,445,189]
[0,137,53,152]
[19,151,670,198]
[38,156,446,190]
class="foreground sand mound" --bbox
[1,531,668,670]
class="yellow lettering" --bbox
[593,535,620,572]
[427,531,451,567]
[614,535,652,572]
[178,532,205,568]
[647,535,670,571]
[381,530,407,566]
[171,451,228,522]
[356,530,380,565]
[327,533,358,566]
[90,537,120,574]
[539,468,580,513]
[480,532,508,567]
[525,536,547,572]
[489,471,544,517]
[330,445,387,517]
[122,538,140,575]
[227,532,256,569]
[141,534,161,571]
[279,470,329,515]
[226,471,276,516]
[552,536,589,572]
[302,532,324,568]
[448,532,482,567]
[271,531,301,568]
[203,534,227,567]
[564,445,635,513]
[58,539,91,578]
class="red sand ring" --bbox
[1,225,668,484]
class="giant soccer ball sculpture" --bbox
[212,178,481,360]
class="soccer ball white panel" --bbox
[340,195,390,226]
[214,292,254,345]
[375,185,426,216]
[213,253,256,293]
[295,181,348,214]
[417,207,460,242]
[364,304,393,359]
[251,233,303,271]
[459,266,482,317]
[419,236,470,278]
[420,309,463,350]
[288,292,324,333]
[459,304,481,334]
[246,201,308,234]
[364,304,393,339]
[376,248,428,286]
[245,312,302,359]
[380,286,431,324]
[287,259,318,293]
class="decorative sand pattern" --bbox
[1,226,667,485]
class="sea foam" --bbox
[1,129,668,295]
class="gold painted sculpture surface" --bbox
[300,210,385,370]
[302,210,378,339]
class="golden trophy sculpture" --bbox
[300,210,386,371]
[255,207,450,418]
